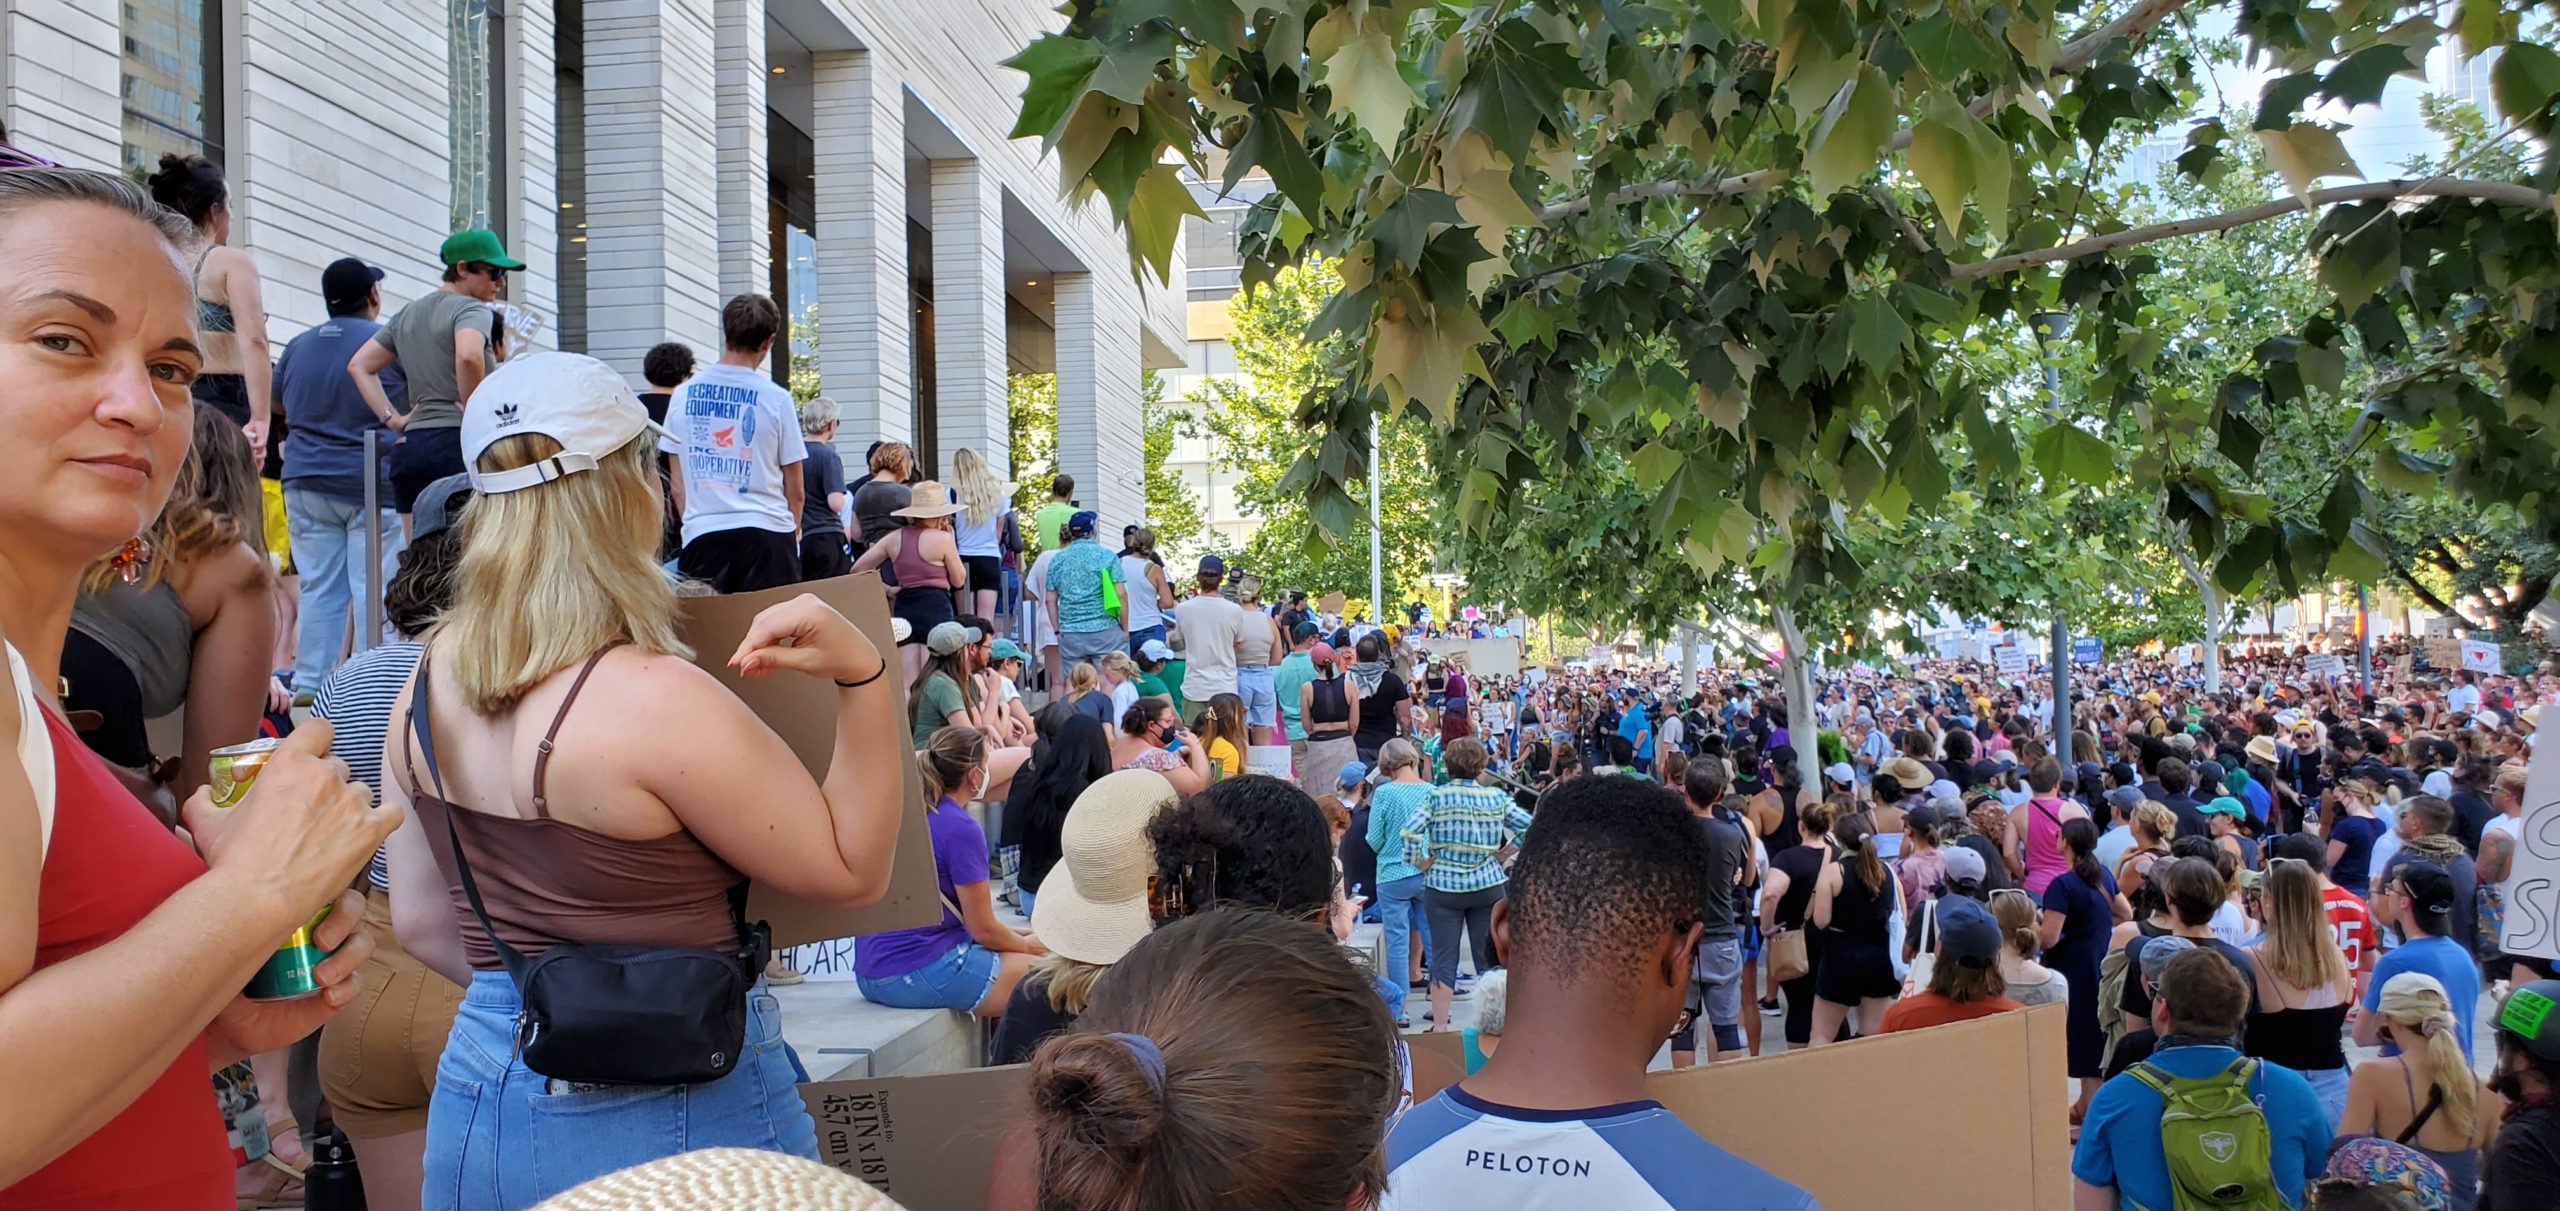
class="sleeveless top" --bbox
[953,504,1003,558]
[891,526,961,592]
[70,577,194,720]
[2246,999,2350,1072]
[1826,853,1895,944]
[2388,1062,2481,1210]
[1120,556,1164,630]
[1763,785,1805,860]
[1308,675,1352,736]
[402,648,747,969]
[2021,797,2073,895]
[1236,611,1277,667]
[11,706,230,1208]
[193,245,236,335]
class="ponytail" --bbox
[1834,811,1887,895]
[2377,976,2479,1141]
[918,725,987,805]
[2061,816,2104,890]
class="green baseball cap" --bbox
[440,228,525,271]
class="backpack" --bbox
[2127,1058,2290,1211]
[2096,945,2131,1071]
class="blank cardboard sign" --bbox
[676,572,939,944]
[801,1004,2069,1211]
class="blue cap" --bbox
[1067,510,1099,538]
[1337,761,1370,791]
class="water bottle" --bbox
[302,1124,366,1211]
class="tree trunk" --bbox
[2170,537,2224,692]
[1772,604,1821,777]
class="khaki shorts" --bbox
[318,888,464,1137]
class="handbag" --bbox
[409,650,769,1087]
[1767,926,1810,983]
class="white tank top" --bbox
[1120,556,1164,629]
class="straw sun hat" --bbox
[891,479,964,520]
[531,1148,906,1211]
[1032,768,1177,965]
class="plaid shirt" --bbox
[1407,782,1532,894]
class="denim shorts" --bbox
[854,942,1001,1012]
[422,972,816,1211]
[1237,665,1278,727]
[1692,937,1745,1027]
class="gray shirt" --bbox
[1696,810,1750,941]
[369,289,496,430]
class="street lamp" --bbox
[2029,310,2075,753]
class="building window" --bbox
[120,0,223,178]
[450,0,509,243]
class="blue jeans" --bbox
[1127,623,1167,655]
[1377,874,1429,1019]
[854,942,1001,1012]
[285,486,401,695]
[423,972,816,1211]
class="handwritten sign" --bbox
[1245,745,1293,779]
[2497,707,2560,961]
[2305,654,2347,679]
[2463,639,2503,674]
[2426,638,2463,668]
[1994,646,2032,676]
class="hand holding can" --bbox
[183,721,402,995]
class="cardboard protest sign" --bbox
[2305,654,2347,679]
[801,1004,2069,1211]
[2462,639,2503,673]
[677,572,939,947]
[2426,637,2463,668]
[1245,745,1293,779]
[1994,645,2032,676]
[2497,707,2560,961]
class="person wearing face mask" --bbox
[851,727,1046,1017]
[2481,980,2560,1211]
[1110,696,1211,799]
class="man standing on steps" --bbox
[1173,555,1245,724]
[664,294,806,593]
[349,227,522,527]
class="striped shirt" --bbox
[1410,782,1532,894]
[312,639,423,890]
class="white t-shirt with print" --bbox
[660,363,805,545]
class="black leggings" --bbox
[1424,884,1504,989]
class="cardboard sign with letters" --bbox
[2462,639,2503,674]
[677,572,939,946]
[2497,708,2560,961]
[800,1004,2068,1211]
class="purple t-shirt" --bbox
[853,797,989,979]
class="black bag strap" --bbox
[2398,1076,2445,1145]
[407,647,535,985]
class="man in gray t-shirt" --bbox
[350,228,521,515]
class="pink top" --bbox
[2020,797,2074,896]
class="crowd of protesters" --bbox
[2,150,2558,1211]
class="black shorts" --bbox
[963,555,1002,594]
[678,528,801,595]
[800,532,852,582]
[388,426,465,514]
[1815,937,1899,1005]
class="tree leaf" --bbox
[1847,293,1912,372]
[2253,71,2322,131]
[1633,441,1681,491]
[1370,298,1492,421]
[2491,43,2560,136]
[1228,110,1326,220]
[1084,26,1175,107]
[1317,13,1421,147]
[1804,65,1895,199]
[2316,213,2401,310]
[1004,34,1104,142]
[2255,124,2362,199]
[1906,116,1975,240]
[1126,163,1207,285]
[2459,0,2514,61]
[2318,42,2426,110]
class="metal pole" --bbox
[1368,412,1384,622]
[2032,311,2074,754]
[2357,583,2373,707]
[360,429,384,654]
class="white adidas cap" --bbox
[460,351,673,495]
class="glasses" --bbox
[0,141,60,170]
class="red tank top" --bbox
[2,708,230,1209]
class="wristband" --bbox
[836,661,888,689]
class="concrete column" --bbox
[711,0,766,301]
[581,0,721,378]
[3,1,122,170]
[929,158,1008,481]
[1052,272,1144,531]
[812,48,910,452]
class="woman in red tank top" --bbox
[0,164,393,1210]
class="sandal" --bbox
[234,1156,304,1210]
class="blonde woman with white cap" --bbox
[380,352,910,1209]
[989,768,1175,1064]
[2343,971,2501,1210]
[851,477,968,690]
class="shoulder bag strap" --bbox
[2397,1070,2445,1144]
[408,649,534,984]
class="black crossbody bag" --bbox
[408,649,770,1086]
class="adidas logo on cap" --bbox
[493,403,521,427]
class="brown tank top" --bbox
[402,645,746,970]
[891,525,960,590]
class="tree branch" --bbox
[1535,0,2196,220]
[1945,179,2552,280]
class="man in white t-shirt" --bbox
[663,294,804,593]
[1171,554,1245,722]
[1023,545,1063,696]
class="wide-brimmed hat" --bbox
[1878,756,1932,789]
[1032,770,1176,965]
[2245,735,2280,766]
[892,480,964,519]
[530,1147,906,1210]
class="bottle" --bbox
[302,1123,367,1211]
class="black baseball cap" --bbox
[1198,554,1226,576]
[2395,862,2460,918]
[321,257,385,311]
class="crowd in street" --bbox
[1,149,2558,1211]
